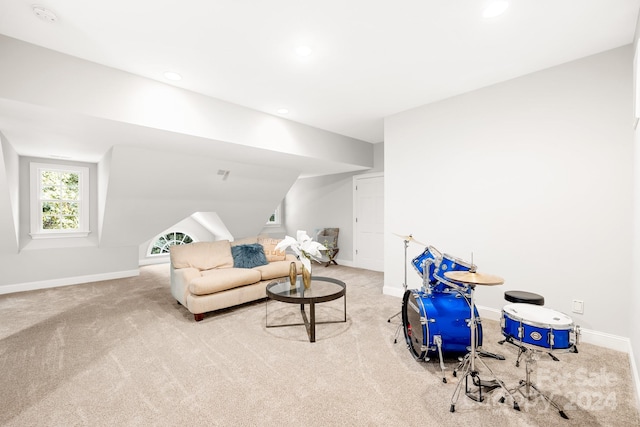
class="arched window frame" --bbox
[147,231,196,256]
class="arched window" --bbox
[148,231,194,255]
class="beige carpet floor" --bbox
[0,264,638,426]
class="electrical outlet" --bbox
[572,300,584,314]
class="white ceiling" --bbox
[0,0,638,155]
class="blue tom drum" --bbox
[411,246,442,284]
[433,253,475,293]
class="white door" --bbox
[353,173,384,271]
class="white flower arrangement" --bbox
[275,230,327,273]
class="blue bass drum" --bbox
[411,246,442,284]
[402,289,482,360]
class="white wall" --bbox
[284,172,356,264]
[0,133,19,253]
[631,13,640,405]
[633,106,640,404]
[283,142,384,265]
[0,35,375,291]
[385,47,634,340]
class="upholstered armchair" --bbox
[315,228,339,266]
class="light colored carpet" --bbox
[0,264,638,426]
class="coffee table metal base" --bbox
[265,276,346,343]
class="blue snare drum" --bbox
[433,253,475,293]
[501,303,578,350]
[411,246,442,284]
[402,289,482,360]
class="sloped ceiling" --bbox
[99,146,300,247]
[0,1,638,144]
[0,35,374,250]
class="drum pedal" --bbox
[463,372,500,402]
[478,349,506,361]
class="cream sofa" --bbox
[170,237,301,321]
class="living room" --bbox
[1,1,640,425]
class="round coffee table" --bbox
[266,276,346,342]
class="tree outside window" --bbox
[40,170,80,230]
[30,162,90,238]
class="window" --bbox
[266,202,282,226]
[30,163,90,238]
[149,231,194,255]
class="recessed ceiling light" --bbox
[483,1,509,18]
[163,71,182,81]
[295,46,312,57]
[32,5,57,23]
[276,108,289,115]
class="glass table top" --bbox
[266,276,346,303]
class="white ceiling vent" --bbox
[32,5,58,23]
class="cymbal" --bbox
[444,271,504,286]
[392,232,425,246]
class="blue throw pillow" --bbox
[231,243,269,268]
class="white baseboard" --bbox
[383,285,405,298]
[334,258,353,267]
[628,342,640,410]
[312,258,354,268]
[139,256,170,266]
[0,269,140,295]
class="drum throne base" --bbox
[499,348,569,419]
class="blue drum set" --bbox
[395,235,581,418]
[403,246,483,367]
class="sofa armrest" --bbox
[170,266,201,306]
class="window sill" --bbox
[30,231,91,239]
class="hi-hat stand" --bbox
[445,273,521,414]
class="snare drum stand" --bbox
[450,284,520,413]
[388,236,410,343]
[500,347,569,419]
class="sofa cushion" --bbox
[190,268,262,295]
[231,243,269,268]
[254,259,303,281]
[170,240,234,270]
[257,236,287,262]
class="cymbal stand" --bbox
[450,284,520,413]
[388,236,410,343]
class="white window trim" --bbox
[29,162,90,239]
[147,230,196,257]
